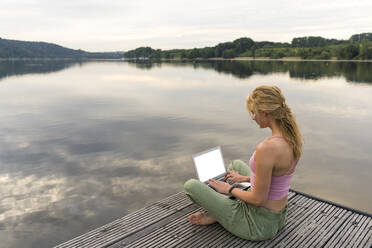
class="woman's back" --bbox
[263,136,297,176]
[254,136,297,212]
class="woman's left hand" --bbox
[208,179,232,194]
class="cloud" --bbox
[1,0,372,51]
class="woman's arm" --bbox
[231,144,274,206]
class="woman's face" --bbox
[251,110,269,128]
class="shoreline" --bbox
[0,58,123,61]
[1,57,372,63]
[161,57,372,63]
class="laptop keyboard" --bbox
[226,179,235,185]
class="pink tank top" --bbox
[249,136,297,200]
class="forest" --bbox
[124,33,372,60]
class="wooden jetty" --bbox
[55,179,372,248]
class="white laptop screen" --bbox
[193,147,226,182]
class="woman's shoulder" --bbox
[258,137,283,149]
[255,140,277,158]
[257,137,288,156]
[254,141,277,170]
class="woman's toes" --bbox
[188,212,201,224]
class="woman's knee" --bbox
[228,159,245,170]
[184,179,201,194]
[227,159,250,176]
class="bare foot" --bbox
[188,211,217,225]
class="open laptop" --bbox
[192,146,250,197]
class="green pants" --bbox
[184,160,287,241]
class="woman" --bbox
[184,85,302,240]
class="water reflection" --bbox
[0,60,82,81]
[2,60,372,84]
[0,60,371,248]
[128,60,372,83]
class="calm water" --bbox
[0,60,371,247]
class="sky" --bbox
[1,0,372,52]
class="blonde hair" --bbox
[246,85,303,161]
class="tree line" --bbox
[124,33,372,60]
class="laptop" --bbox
[192,146,251,197]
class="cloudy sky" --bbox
[1,0,371,52]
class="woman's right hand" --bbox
[224,170,246,183]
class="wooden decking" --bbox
[55,181,372,248]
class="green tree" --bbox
[188,48,199,59]
[358,42,372,59]
[199,47,214,58]
[149,49,161,59]
[319,50,331,59]
[349,33,372,43]
[233,37,254,54]
[214,42,234,57]
[222,49,235,58]
[336,44,359,59]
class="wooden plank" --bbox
[109,205,202,248]
[285,204,339,247]
[121,208,202,247]
[149,216,206,248]
[129,207,223,247]
[154,215,219,248]
[296,207,352,247]
[346,215,371,248]
[328,213,362,248]
[358,224,372,248]
[248,196,326,248]
[188,195,306,247]
[341,215,368,248]
[119,188,297,247]
[290,189,372,218]
[213,232,239,248]
[56,176,296,248]
[54,192,192,248]
[288,191,296,200]
[260,200,331,247]
[203,195,319,248]
[324,213,371,248]
[117,207,201,247]
[180,224,228,248]
[88,196,193,248]
[121,194,314,248]
[231,195,318,248]
[55,187,372,248]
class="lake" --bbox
[0,60,371,248]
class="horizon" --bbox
[2,0,372,52]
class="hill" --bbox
[0,38,123,59]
